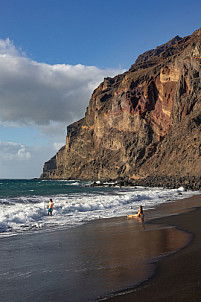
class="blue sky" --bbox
[0,0,200,178]
[1,0,201,68]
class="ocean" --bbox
[1,179,200,301]
[0,179,198,237]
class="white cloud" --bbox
[0,38,125,178]
[0,38,125,127]
[53,142,65,151]
[0,38,21,57]
[0,141,56,178]
[0,141,31,161]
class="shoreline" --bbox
[0,193,201,301]
[39,176,201,191]
[103,194,201,302]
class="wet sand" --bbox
[105,194,201,302]
[0,194,201,302]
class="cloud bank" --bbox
[0,38,124,127]
[0,38,125,178]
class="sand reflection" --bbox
[0,215,191,302]
[72,217,190,300]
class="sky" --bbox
[0,0,200,178]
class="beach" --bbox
[106,194,201,302]
[0,193,201,301]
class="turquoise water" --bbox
[0,179,196,302]
[0,179,92,198]
[0,179,197,236]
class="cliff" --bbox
[41,28,201,186]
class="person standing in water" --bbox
[47,199,54,216]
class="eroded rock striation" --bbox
[41,28,201,187]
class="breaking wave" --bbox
[0,180,198,236]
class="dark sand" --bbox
[105,194,201,302]
[0,194,201,302]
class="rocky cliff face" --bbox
[41,28,201,183]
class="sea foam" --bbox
[0,183,199,237]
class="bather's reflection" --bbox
[72,217,190,301]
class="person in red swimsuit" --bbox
[47,199,54,216]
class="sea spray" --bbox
[0,179,199,236]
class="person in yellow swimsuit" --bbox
[137,205,144,218]
[47,199,54,216]
[127,205,144,221]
